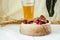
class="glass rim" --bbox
[21,0,35,6]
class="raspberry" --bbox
[27,20,33,24]
[42,21,46,24]
[47,20,49,23]
[34,18,39,23]
[21,15,49,24]
[39,21,42,25]
[22,19,27,24]
[27,21,30,24]
[30,21,33,23]
[36,21,39,24]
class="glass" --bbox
[22,0,35,20]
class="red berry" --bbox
[40,20,47,23]
[47,20,49,23]
[35,20,39,23]
[43,20,47,23]
[39,22,42,25]
[29,21,33,24]
[27,21,31,24]
[42,21,46,24]
[40,19,44,22]
[27,20,33,24]
[36,21,39,24]
[24,22,27,24]
[22,19,27,24]
[27,22,30,24]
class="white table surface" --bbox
[0,24,60,40]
